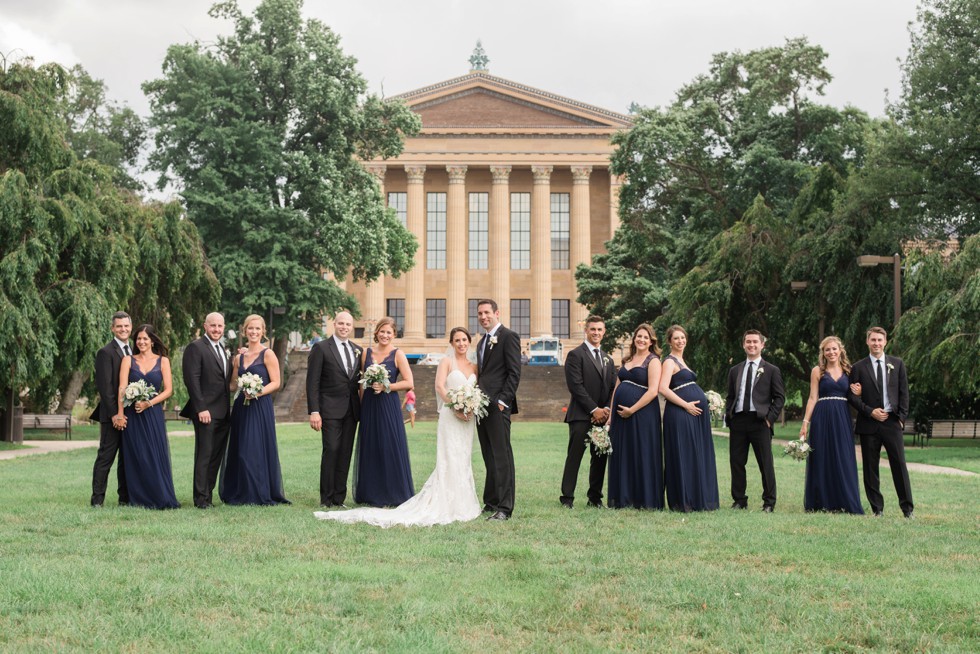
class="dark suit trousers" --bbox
[560,420,607,505]
[859,416,913,514]
[478,403,515,515]
[192,416,230,506]
[91,421,128,505]
[320,414,357,506]
[729,412,776,508]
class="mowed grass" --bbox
[1,421,977,652]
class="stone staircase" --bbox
[274,350,568,423]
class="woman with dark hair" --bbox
[316,326,481,526]
[220,314,290,506]
[660,325,719,512]
[799,336,863,514]
[350,317,416,507]
[606,324,665,509]
[114,324,180,509]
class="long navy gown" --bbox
[353,348,414,507]
[607,354,664,509]
[662,355,719,512]
[804,373,864,514]
[121,356,180,510]
[220,350,289,506]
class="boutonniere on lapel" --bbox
[886,362,894,374]
[352,347,361,358]
[603,356,612,366]
[755,365,765,378]
[488,335,498,350]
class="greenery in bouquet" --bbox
[446,382,490,422]
[122,379,157,407]
[783,439,813,461]
[237,372,264,406]
[705,390,725,424]
[586,424,613,455]
[359,363,391,393]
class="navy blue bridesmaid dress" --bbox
[662,355,719,512]
[606,354,664,509]
[353,348,414,507]
[220,349,289,505]
[804,373,864,514]
[121,357,180,510]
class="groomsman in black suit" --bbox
[307,310,361,508]
[848,326,914,518]
[179,312,231,509]
[725,329,785,512]
[90,311,132,507]
[476,299,522,521]
[560,315,616,508]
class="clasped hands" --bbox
[111,414,127,430]
[591,407,611,424]
[850,382,888,422]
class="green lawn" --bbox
[1,422,977,652]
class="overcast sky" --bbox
[1,0,919,119]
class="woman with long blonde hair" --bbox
[799,336,862,514]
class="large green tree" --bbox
[143,0,421,351]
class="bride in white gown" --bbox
[314,327,481,527]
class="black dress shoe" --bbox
[560,501,573,509]
[762,506,774,513]
[195,502,213,509]
[91,502,103,508]
[903,511,915,520]
[482,505,494,513]
[586,501,606,509]
[731,502,747,510]
[872,510,883,517]
[487,511,510,521]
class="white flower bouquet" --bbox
[586,424,613,455]
[238,372,264,405]
[123,379,157,407]
[705,390,725,424]
[783,439,813,461]
[359,363,390,393]
[446,382,490,422]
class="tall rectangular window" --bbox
[426,299,446,339]
[468,299,488,336]
[551,299,570,338]
[387,192,407,227]
[550,192,570,270]
[510,192,530,270]
[510,299,530,339]
[426,192,446,269]
[468,192,489,270]
[386,299,405,338]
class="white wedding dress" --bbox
[313,365,481,527]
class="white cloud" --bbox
[0,14,80,67]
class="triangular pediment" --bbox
[394,72,632,131]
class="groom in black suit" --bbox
[307,310,361,508]
[848,326,913,518]
[90,311,132,507]
[476,299,522,521]
[560,315,616,508]
[179,312,231,509]
[725,329,785,512]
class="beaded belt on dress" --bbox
[623,380,648,389]
[817,396,847,402]
[671,381,695,391]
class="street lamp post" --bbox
[856,253,902,327]
[790,281,825,341]
[269,306,287,350]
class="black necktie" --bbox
[742,362,754,412]
[123,344,131,356]
[593,348,602,367]
[875,359,884,398]
[481,334,489,365]
[344,342,355,376]
[213,342,225,377]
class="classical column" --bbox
[570,165,593,329]
[530,165,553,337]
[446,165,468,333]
[404,165,426,339]
[609,173,623,240]
[489,165,512,325]
[363,164,387,324]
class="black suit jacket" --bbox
[847,355,909,433]
[564,342,616,423]
[306,338,361,419]
[477,325,522,414]
[90,340,125,423]
[179,337,231,420]
[725,358,785,426]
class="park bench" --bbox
[924,419,979,447]
[23,414,72,440]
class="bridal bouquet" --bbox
[783,439,813,461]
[359,363,390,393]
[123,379,157,407]
[238,372,264,406]
[586,424,613,455]
[446,382,489,422]
[705,390,725,424]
